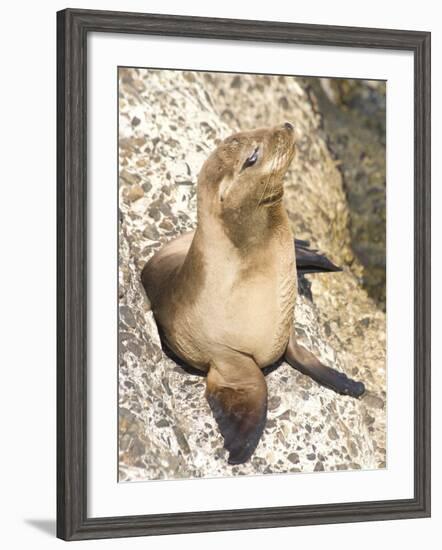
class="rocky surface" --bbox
[118,68,386,482]
[307,78,387,310]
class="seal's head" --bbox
[197,123,297,247]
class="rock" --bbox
[118,68,386,481]
[127,184,144,202]
[362,392,385,410]
[119,305,137,329]
[287,453,300,464]
[268,395,282,411]
[142,223,159,241]
[159,218,174,232]
[307,79,386,310]
[120,168,141,186]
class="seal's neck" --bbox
[196,201,291,255]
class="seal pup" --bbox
[141,123,365,465]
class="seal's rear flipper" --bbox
[285,332,365,398]
[295,239,342,274]
[206,355,267,465]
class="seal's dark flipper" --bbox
[285,333,365,398]
[294,239,342,274]
[206,355,267,465]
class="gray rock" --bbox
[142,223,160,241]
[126,184,144,202]
[308,79,386,310]
[287,453,300,464]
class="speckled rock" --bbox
[118,68,386,482]
[307,78,386,310]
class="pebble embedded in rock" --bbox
[119,305,137,328]
[268,395,282,411]
[287,452,300,464]
[159,218,174,232]
[363,393,385,410]
[127,184,144,202]
[120,168,141,186]
[143,223,160,241]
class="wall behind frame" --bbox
[0,0,438,548]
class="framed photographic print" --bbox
[57,8,431,541]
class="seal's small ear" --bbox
[206,355,267,464]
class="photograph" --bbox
[117,67,387,481]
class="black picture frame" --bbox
[57,8,431,541]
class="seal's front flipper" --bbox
[294,239,342,274]
[285,333,365,398]
[206,355,267,465]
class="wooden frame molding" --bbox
[57,8,431,541]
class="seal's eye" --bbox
[241,148,259,171]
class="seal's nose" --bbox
[284,121,294,131]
